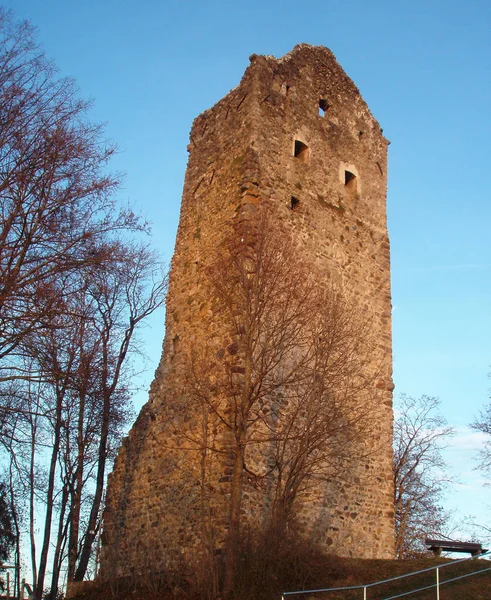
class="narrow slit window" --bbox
[290,196,299,210]
[294,140,309,163]
[318,98,330,117]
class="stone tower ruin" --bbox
[101,44,395,578]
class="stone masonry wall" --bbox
[101,45,395,579]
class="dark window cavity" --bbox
[345,170,356,186]
[318,99,330,117]
[294,140,309,163]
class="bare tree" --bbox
[393,394,454,559]
[186,207,382,596]
[0,481,15,562]
[72,242,167,586]
[1,373,50,593]
[0,11,167,597]
[0,9,142,374]
[4,242,166,599]
[467,396,491,545]
[471,401,491,478]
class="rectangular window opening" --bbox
[318,98,330,117]
[345,170,356,186]
[294,140,309,163]
[290,196,299,210]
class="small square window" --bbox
[290,196,299,210]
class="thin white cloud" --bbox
[446,427,487,452]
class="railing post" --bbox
[436,567,440,600]
[363,585,367,600]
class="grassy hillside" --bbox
[298,556,491,600]
[73,554,491,600]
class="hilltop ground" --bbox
[72,554,491,600]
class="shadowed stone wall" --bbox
[101,45,395,579]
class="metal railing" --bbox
[281,550,491,600]
[0,566,32,600]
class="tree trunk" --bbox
[50,480,69,597]
[67,389,86,582]
[74,387,110,581]
[35,387,63,600]
[29,418,38,590]
[223,430,245,599]
[8,459,21,600]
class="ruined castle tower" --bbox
[101,45,395,578]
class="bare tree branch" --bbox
[393,394,455,559]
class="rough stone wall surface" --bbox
[101,45,395,578]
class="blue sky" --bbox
[11,0,491,530]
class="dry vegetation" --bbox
[72,545,491,600]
